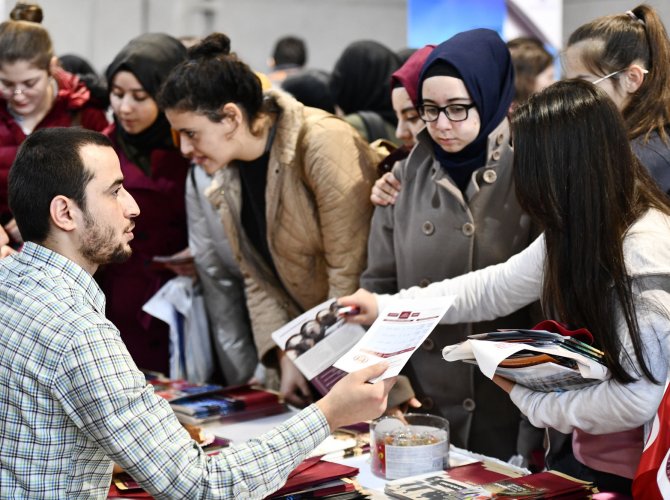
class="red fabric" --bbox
[532,319,594,344]
[390,45,435,107]
[0,68,108,219]
[632,381,670,499]
[96,125,189,374]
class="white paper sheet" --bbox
[334,296,456,382]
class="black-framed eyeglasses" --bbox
[418,103,476,123]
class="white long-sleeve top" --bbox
[376,208,670,441]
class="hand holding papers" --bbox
[272,297,456,392]
[442,321,609,392]
[334,297,456,382]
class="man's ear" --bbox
[622,64,646,94]
[49,195,79,232]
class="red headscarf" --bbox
[389,45,435,107]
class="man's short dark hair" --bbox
[8,128,112,243]
[272,36,306,67]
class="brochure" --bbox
[272,297,455,393]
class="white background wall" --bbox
[2,0,406,75]
[1,0,668,77]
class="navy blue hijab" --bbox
[419,29,515,185]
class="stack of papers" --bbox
[442,327,609,392]
[385,466,596,499]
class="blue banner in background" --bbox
[408,0,506,47]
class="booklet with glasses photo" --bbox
[441,320,609,392]
[272,297,456,395]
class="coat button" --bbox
[421,338,435,351]
[419,278,431,287]
[491,150,501,161]
[420,397,434,410]
[462,398,476,412]
[462,222,475,236]
[496,133,504,145]
[483,169,497,184]
[422,221,435,235]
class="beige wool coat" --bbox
[207,90,380,364]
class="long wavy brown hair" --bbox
[512,79,670,383]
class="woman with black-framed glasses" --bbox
[361,28,539,462]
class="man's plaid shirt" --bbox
[0,243,329,499]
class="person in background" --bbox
[58,53,109,108]
[158,33,380,407]
[281,68,335,113]
[376,5,670,203]
[507,37,555,111]
[97,33,191,375]
[342,79,670,494]
[0,20,108,245]
[563,4,670,193]
[396,47,418,65]
[0,127,395,498]
[360,29,539,461]
[330,40,401,144]
[373,44,435,185]
[267,35,306,87]
[9,1,42,23]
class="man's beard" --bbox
[79,211,132,265]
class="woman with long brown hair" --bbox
[342,79,670,494]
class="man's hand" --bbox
[317,363,395,431]
[370,172,402,206]
[337,289,379,325]
[278,350,314,408]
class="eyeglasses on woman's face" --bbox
[591,66,649,85]
[418,103,476,123]
[0,70,48,98]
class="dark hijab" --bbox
[106,33,187,173]
[330,40,400,124]
[419,29,515,181]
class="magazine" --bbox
[442,325,609,392]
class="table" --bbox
[202,408,528,498]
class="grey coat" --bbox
[361,119,539,460]
[186,165,258,385]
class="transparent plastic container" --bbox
[370,413,449,479]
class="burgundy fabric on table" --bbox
[97,124,189,374]
[0,67,109,220]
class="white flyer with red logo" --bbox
[333,296,456,382]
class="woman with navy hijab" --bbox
[361,29,539,461]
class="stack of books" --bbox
[267,456,365,499]
[149,378,287,425]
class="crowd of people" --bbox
[1,1,670,498]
